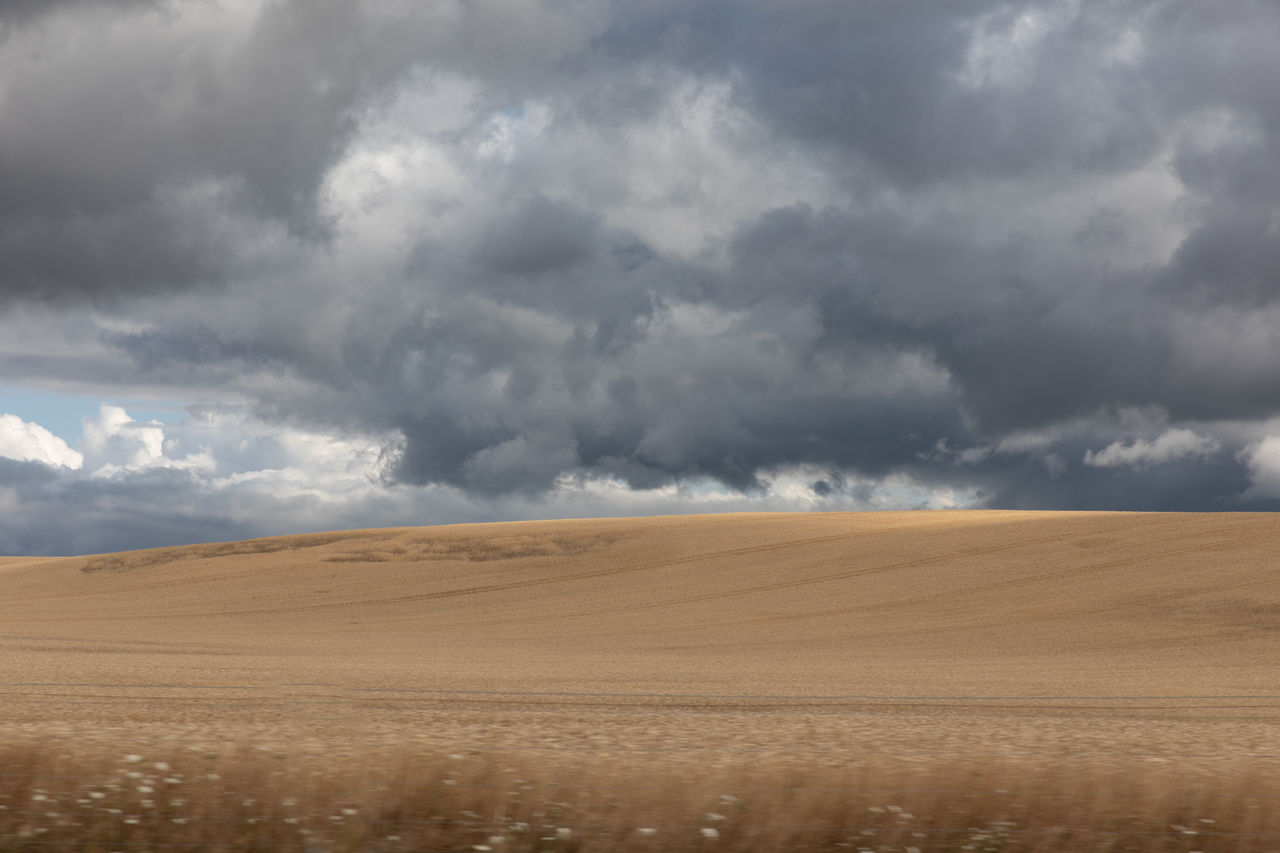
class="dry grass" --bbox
[2,741,1276,853]
[4,512,1280,851]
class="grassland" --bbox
[2,511,1279,851]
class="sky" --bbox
[3,0,1280,555]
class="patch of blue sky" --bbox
[0,385,187,444]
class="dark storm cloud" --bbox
[5,0,1280,548]
[1160,209,1280,308]
[0,0,606,304]
[379,0,1280,507]
[599,0,1163,182]
[0,0,159,27]
[956,438,1279,514]
[0,0,363,302]
[472,195,601,277]
[263,206,968,495]
[737,199,1280,437]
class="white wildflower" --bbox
[701,827,719,839]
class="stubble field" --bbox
[1,511,1278,851]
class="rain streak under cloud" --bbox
[3,0,1280,554]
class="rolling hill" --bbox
[2,511,1278,762]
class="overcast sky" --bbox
[3,0,1280,555]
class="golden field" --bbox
[1,510,1279,851]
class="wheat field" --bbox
[2,511,1279,851]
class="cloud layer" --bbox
[3,0,1280,553]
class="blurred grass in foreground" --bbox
[0,741,1276,852]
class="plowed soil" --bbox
[3,511,1279,768]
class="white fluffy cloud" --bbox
[1242,436,1280,499]
[80,404,171,476]
[76,403,392,492]
[1083,429,1221,469]
[0,413,83,469]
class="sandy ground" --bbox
[2,511,1279,771]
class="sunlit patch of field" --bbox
[2,511,1280,851]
